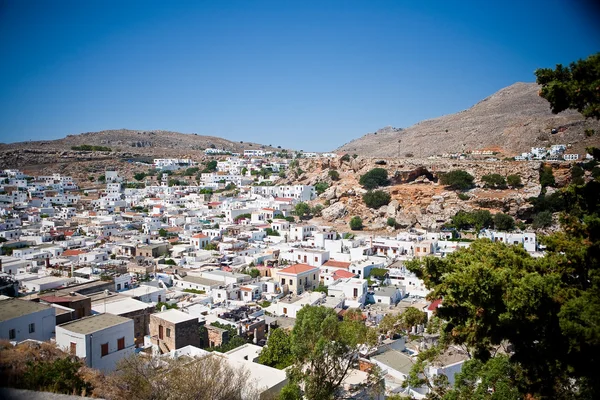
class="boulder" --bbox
[322,202,348,222]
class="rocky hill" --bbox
[0,129,281,169]
[337,82,600,157]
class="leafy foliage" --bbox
[405,176,600,398]
[450,210,493,231]
[359,168,389,189]
[258,328,294,369]
[535,52,600,119]
[294,202,310,219]
[440,170,475,190]
[493,213,515,231]
[540,165,556,188]
[362,190,391,209]
[481,173,506,189]
[349,216,363,230]
[287,307,376,400]
[314,181,329,195]
[71,144,112,152]
[507,174,522,188]
[328,169,340,181]
[532,210,553,229]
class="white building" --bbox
[0,298,56,342]
[56,313,135,372]
[327,278,368,308]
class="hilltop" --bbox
[337,82,600,157]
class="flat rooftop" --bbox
[91,297,153,315]
[152,308,197,324]
[0,298,54,322]
[180,275,221,287]
[57,313,131,335]
[372,349,415,375]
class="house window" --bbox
[9,329,16,340]
[313,274,316,280]
[314,257,318,262]
[281,279,285,285]
[166,328,171,338]
[70,342,77,355]
[289,279,293,285]
[283,307,287,314]
[117,337,125,350]
[117,283,121,290]
[101,343,109,357]
[28,323,35,333]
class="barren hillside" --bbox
[337,82,600,157]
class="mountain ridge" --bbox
[337,82,600,157]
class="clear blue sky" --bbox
[1,0,598,151]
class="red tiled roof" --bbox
[333,270,356,280]
[63,249,86,256]
[427,299,443,311]
[274,197,294,202]
[323,260,351,269]
[279,263,318,275]
[192,233,208,238]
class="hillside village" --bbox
[0,151,549,399]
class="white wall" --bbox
[0,307,56,342]
[56,319,135,373]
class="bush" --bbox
[349,216,363,230]
[363,190,391,209]
[481,173,507,189]
[265,228,280,236]
[457,193,470,201]
[451,210,493,231]
[540,165,556,188]
[328,170,340,181]
[134,172,147,181]
[387,217,397,227]
[359,168,389,189]
[440,170,474,190]
[493,213,515,231]
[571,165,585,185]
[71,144,112,152]
[532,211,553,229]
[507,174,522,188]
[314,182,329,195]
[340,154,351,162]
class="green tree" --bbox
[359,168,389,189]
[447,355,522,399]
[387,217,397,227]
[202,160,218,173]
[363,190,391,209]
[507,174,522,188]
[440,170,474,190]
[450,210,493,231]
[310,204,323,217]
[288,307,375,400]
[294,202,310,219]
[540,165,556,188]
[405,177,600,400]
[481,173,507,189]
[314,181,329,195]
[400,307,428,331]
[349,216,363,230]
[158,228,168,237]
[258,328,294,369]
[535,52,600,119]
[532,210,553,229]
[328,169,340,181]
[493,213,515,231]
[133,172,146,181]
[571,164,585,186]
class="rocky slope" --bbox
[288,156,576,232]
[337,82,600,157]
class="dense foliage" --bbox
[359,168,389,189]
[406,176,600,399]
[535,52,600,119]
[362,190,391,209]
[449,210,493,231]
[71,144,112,152]
[349,216,363,230]
[481,173,506,189]
[439,170,475,190]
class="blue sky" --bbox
[0,0,598,151]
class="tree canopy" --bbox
[362,190,391,209]
[405,176,600,399]
[359,168,389,189]
[439,170,475,191]
[535,52,600,119]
